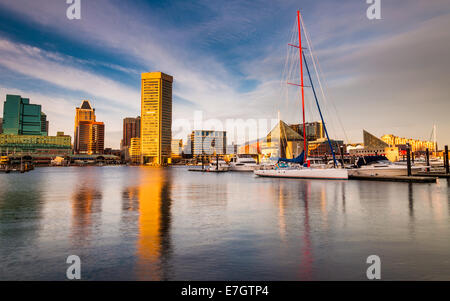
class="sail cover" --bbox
[278,150,305,164]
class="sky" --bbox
[0,0,449,149]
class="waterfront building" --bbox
[381,134,435,153]
[74,100,105,155]
[2,94,47,136]
[190,130,227,158]
[307,138,345,157]
[348,130,399,161]
[0,131,71,155]
[40,112,49,135]
[129,137,141,164]
[171,139,183,157]
[141,72,173,165]
[290,121,325,142]
[122,116,141,148]
[226,143,238,155]
[238,120,304,159]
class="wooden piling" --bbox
[445,145,449,174]
[406,144,412,177]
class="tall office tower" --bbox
[40,112,49,135]
[74,100,105,154]
[141,72,173,165]
[122,116,141,148]
[2,94,45,136]
[0,118,3,134]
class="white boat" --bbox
[209,158,230,172]
[229,154,259,171]
[254,166,348,180]
[348,156,425,177]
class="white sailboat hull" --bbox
[254,168,348,180]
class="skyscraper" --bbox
[2,94,46,136]
[74,100,105,154]
[122,116,141,148]
[40,112,49,135]
[0,118,3,134]
[141,72,173,165]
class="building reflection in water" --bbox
[71,183,102,248]
[341,182,346,214]
[135,167,172,280]
[278,183,287,243]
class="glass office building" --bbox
[2,94,47,136]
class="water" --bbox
[0,166,449,280]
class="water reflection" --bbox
[70,170,102,247]
[278,184,286,243]
[135,167,172,280]
[299,181,313,280]
[1,167,450,280]
[0,175,44,247]
[341,182,346,214]
[408,183,414,219]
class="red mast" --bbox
[297,10,307,158]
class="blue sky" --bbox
[0,0,449,148]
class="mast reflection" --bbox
[299,181,313,280]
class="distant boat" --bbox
[254,10,348,180]
[209,158,230,172]
[229,154,258,171]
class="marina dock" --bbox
[349,175,437,183]
[415,172,450,178]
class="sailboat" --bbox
[254,10,348,180]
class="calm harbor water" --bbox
[0,166,449,280]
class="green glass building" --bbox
[2,94,47,136]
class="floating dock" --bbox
[415,172,450,178]
[187,168,228,173]
[188,168,206,172]
[349,175,437,183]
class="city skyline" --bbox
[0,0,449,149]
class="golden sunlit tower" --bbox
[74,100,105,154]
[141,72,173,165]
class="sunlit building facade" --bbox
[122,116,141,148]
[190,130,226,157]
[74,100,105,155]
[0,131,71,155]
[238,120,304,159]
[129,137,141,164]
[171,139,183,157]
[141,72,173,165]
[290,121,325,142]
[381,134,435,153]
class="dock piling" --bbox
[426,148,430,172]
[406,143,412,176]
[445,145,449,174]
